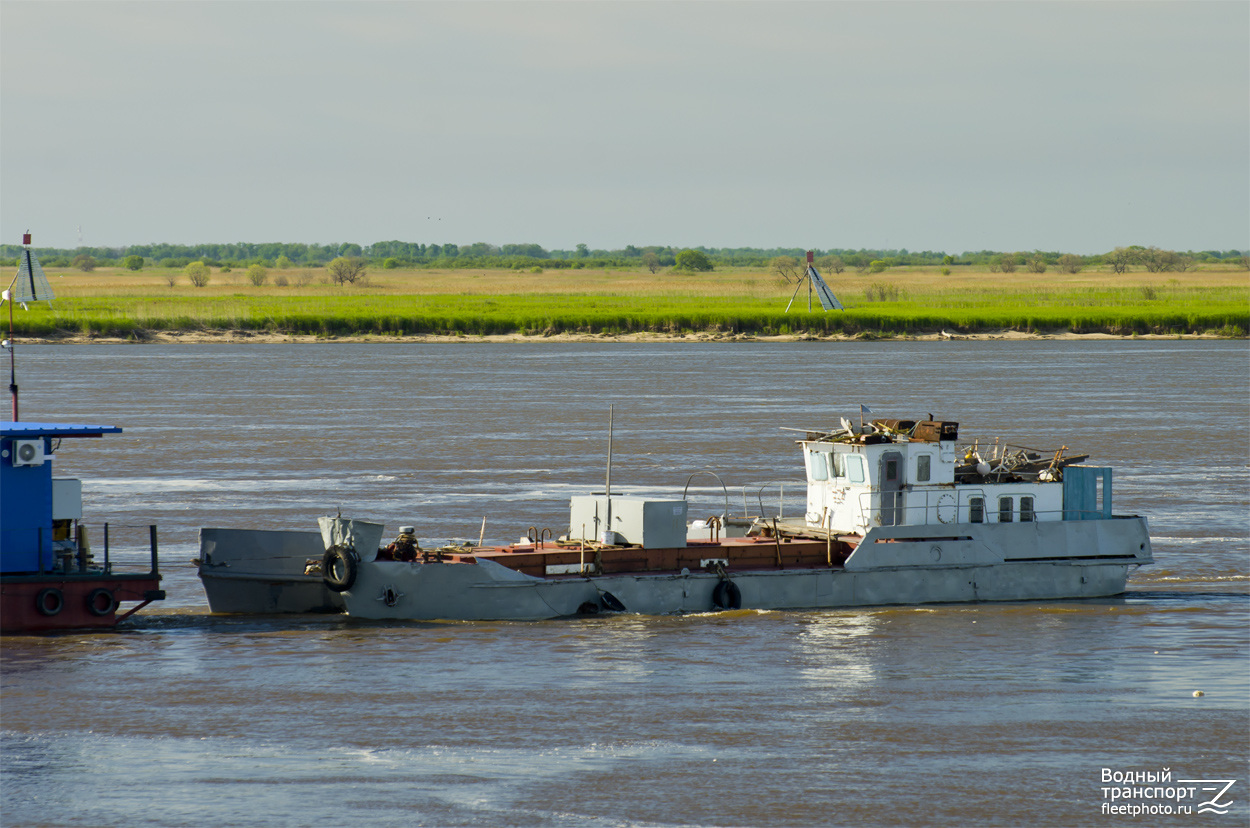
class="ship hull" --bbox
[339,517,1152,621]
[196,528,343,614]
[0,574,164,633]
[198,571,344,614]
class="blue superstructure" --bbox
[1,422,122,574]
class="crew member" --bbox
[386,526,420,562]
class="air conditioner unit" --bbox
[11,439,46,467]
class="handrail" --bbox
[66,522,161,576]
[753,481,796,520]
[682,470,731,519]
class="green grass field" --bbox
[5,264,1247,339]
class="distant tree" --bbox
[327,256,367,284]
[819,255,845,275]
[382,257,399,269]
[869,259,887,273]
[464,242,499,257]
[338,242,363,258]
[1000,255,1018,274]
[1026,255,1046,274]
[502,243,549,258]
[675,249,713,272]
[1141,248,1163,272]
[1106,247,1133,274]
[1240,255,1250,271]
[1157,250,1186,272]
[72,254,96,272]
[770,256,803,283]
[942,255,954,266]
[123,255,144,271]
[1140,247,1180,273]
[184,261,210,287]
[275,254,293,269]
[575,243,589,259]
[641,251,660,273]
[246,264,268,286]
[846,254,870,273]
[1058,254,1083,274]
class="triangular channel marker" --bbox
[10,248,55,303]
[807,265,843,311]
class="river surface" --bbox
[2,341,1247,827]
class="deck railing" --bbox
[42,522,160,577]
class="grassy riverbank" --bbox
[6,264,1247,340]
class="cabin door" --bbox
[879,451,904,526]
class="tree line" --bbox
[4,239,1246,274]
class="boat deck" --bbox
[409,533,861,578]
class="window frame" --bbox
[809,451,829,481]
[1020,495,1035,522]
[846,455,866,484]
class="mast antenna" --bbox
[3,232,56,420]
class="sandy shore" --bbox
[21,329,1228,345]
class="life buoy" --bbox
[712,579,741,610]
[321,546,359,592]
[36,587,64,616]
[87,588,117,617]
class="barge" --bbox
[280,416,1152,621]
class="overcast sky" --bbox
[2,1,1246,254]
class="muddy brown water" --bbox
[2,341,1246,827]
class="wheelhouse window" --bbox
[846,455,865,484]
[1020,496,1035,522]
[999,496,1014,523]
[916,454,932,482]
[809,451,829,481]
[885,457,900,483]
[969,497,984,523]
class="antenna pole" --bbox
[7,293,15,421]
[5,247,24,421]
[604,404,614,542]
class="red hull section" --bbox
[0,575,164,633]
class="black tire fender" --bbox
[712,579,741,610]
[86,588,117,617]
[322,546,359,592]
[36,587,64,616]
[600,591,626,612]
